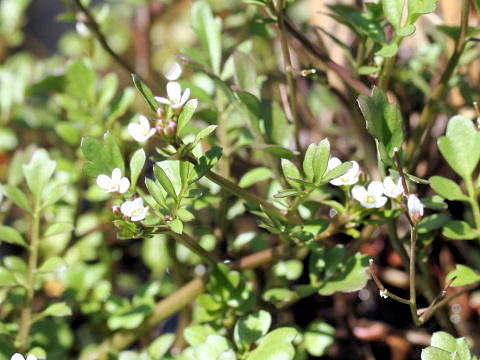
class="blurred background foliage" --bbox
[1,0,480,359]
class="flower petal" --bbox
[164,62,182,81]
[120,200,134,216]
[367,181,384,196]
[118,178,130,193]
[111,168,122,181]
[96,174,113,190]
[128,123,146,142]
[352,185,367,202]
[327,157,342,171]
[10,354,25,360]
[26,355,38,360]
[154,96,170,105]
[166,82,182,103]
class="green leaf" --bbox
[383,0,404,28]
[97,73,119,111]
[0,126,18,151]
[177,99,198,137]
[357,87,404,163]
[396,24,416,36]
[408,0,438,24]
[262,100,293,147]
[274,260,303,280]
[0,267,16,286]
[256,145,298,159]
[322,161,352,182]
[168,218,183,234]
[131,74,159,112]
[358,66,380,75]
[438,115,480,179]
[318,252,370,295]
[234,310,272,349]
[191,1,222,75]
[184,325,216,347]
[263,288,299,306]
[145,178,169,211]
[149,333,175,359]
[417,214,451,234]
[303,139,330,182]
[192,125,218,148]
[195,335,232,360]
[130,148,146,190]
[66,59,97,106]
[108,304,153,330]
[281,159,302,190]
[246,328,298,360]
[41,302,72,318]
[446,264,480,287]
[107,88,136,124]
[4,185,32,215]
[233,51,260,98]
[154,165,178,201]
[193,146,222,181]
[239,167,274,188]
[421,347,453,360]
[0,226,27,248]
[55,122,81,146]
[375,42,398,57]
[304,320,335,357]
[443,220,478,240]
[430,176,468,201]
[38,256,67,273]
[44,222,74,237]
[23,149,56,207]
[82,133,125,178]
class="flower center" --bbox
[365,194,376,204]
[131,207,143,217]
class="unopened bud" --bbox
[111,205,121,215]
[164,119,177,136]
[407,194,424,222]
[156,106,165,120]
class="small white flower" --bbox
[379,290,388,299]
[164,62,182,81]
[407,194,424,221]
[155,82,190,109]
[327,157,360,186]
[383,176,404,199]
[120,197,149,221]
[128,115,156,142]
[352,181,387,208]
[75,22,91,37]
[96,168,130,194]
[11,354,37,360]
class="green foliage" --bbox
[421,332,478,360]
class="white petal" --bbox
[96,174,113,190]
[327,157,342,171]
[352,185,367,202]
[139,115,150,127]
[26,355,38,360]
[131,206,149,221]
[374,196,388,208]
[10,354,25,360]
[132,197,144,207]
[111,168,122,181]
[128,123,147,142]
[120,201,134,216]
[383,176,394,190]
[368,181,384,196]
[118,178,130,193]
[179,88,191,106]
[154,96,170,105]
[166,82,182,103]
[146,128,156,140]
[164,62,182,81]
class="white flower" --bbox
[155,82,190,109]
[383,176,404,199]
[128,115,156,142]
[164,62,182,81]
[96,168,130,194]
[11,354,37,360]
[352,181,387,208]
[379,290,388,299]
[407,194,424,221]
[327,157,360,186]
[120,197,149,221]
[75,22,91,37]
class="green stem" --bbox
[466,177,480,233]
[17,211,41,351]
[273,0,301,153]
[408,225,421,325]
[378,37,403,91]
[406,0,470,166]
[168,231,218,266]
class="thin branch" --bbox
[71,0,137,76]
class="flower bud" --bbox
[407,194,424,222]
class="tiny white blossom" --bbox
[352,181,387,209]
[407,194,424,221]
[383,176,404,199]
[155,82,190,109]
[164,62,182,81]
[75,22,91,37]
[128,115,156,142]
[96,168,130,194]
[120,197,149,221]
[379,290,388,299]
[327,157,360,186]
[11,354,37,360]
